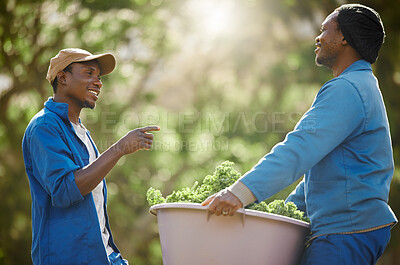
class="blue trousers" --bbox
[109,252,129,265]
[300,226,391,265]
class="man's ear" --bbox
[57,71,67,85]
[341,37,349,46]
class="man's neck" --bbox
[53,94,81,124]
[68,107,81,125]
[332,60,356,77]
[332,49,362,77]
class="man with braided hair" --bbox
[203,4,397,264]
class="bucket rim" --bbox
[149,202,310,228]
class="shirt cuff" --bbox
[228,180,256,207]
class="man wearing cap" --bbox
[22,48,160,265]
[203,4,397,265]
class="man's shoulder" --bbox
[334,63,375,88]
[325,76,350,85]
[325,68,378,100]
[25,108,64,138]
[319,76,358,96]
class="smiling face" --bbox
[57,60,103,110]
[314,12,344,69]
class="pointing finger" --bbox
[140,126,161,133]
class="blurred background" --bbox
[1,0,399,264]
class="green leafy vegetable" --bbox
[146,187,166,206]
[147,161,309,223]
[247,200,309,222]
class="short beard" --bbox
[315,55,337,69]
[82,101,95,109]
[315,46,339,69]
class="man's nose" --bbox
[93,77,102,88]
[315,35,321,44]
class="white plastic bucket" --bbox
[150,203,310,265]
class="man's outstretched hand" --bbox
[116,126,160,155]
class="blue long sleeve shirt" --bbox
[22,98,119,265]
[240,60,397,236]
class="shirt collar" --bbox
[339,59,372,76]
[44,97,70,122]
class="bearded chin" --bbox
[315,56,324,67]
[315,53,336,69]
[83,101,95,109]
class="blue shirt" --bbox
[240,60,397,236]
[22,98,119,265]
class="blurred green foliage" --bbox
[1,0,399,264]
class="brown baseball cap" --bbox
[46,48,116,84]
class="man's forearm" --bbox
[75,126,159,196]
[74,144,124,196]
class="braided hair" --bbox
[336,4,385,64]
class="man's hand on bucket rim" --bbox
[202,189,243,216]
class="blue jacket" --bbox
[240,60,397,236]
[22,98,118,265]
